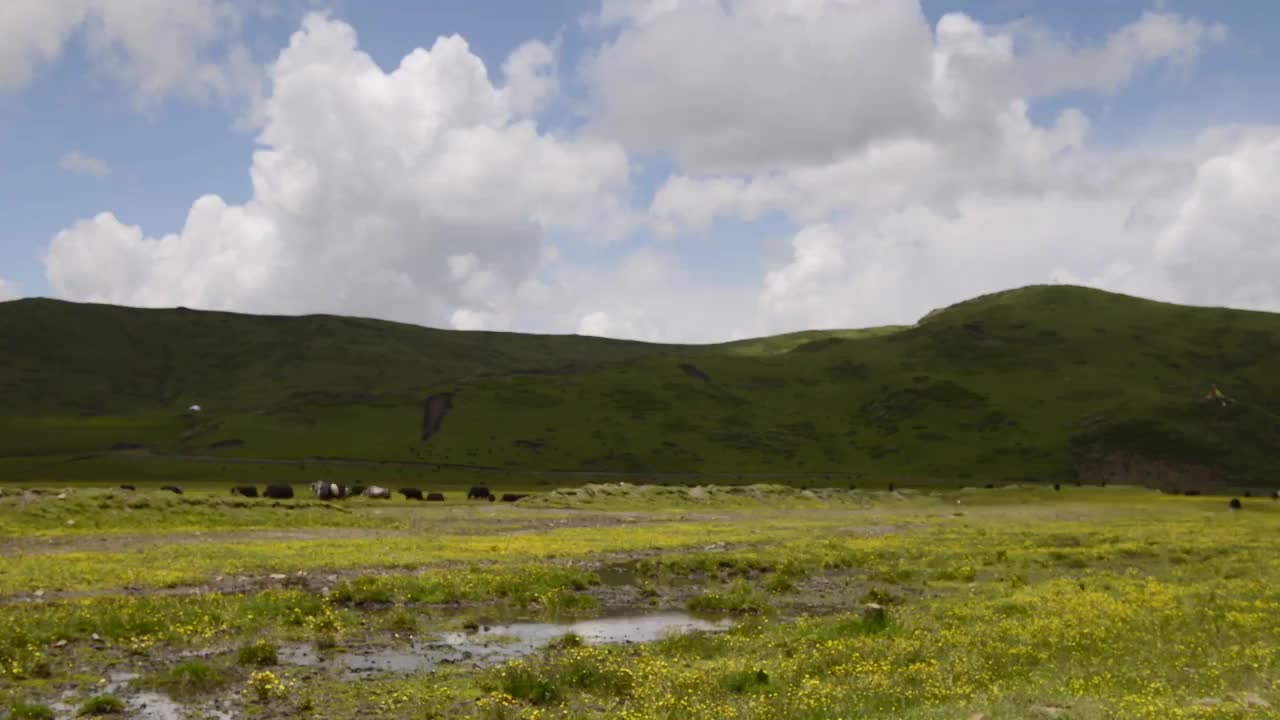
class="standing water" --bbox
[281,611,734,677]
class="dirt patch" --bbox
[1076,451,1226,492]
[421,393,454,443]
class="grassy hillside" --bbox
[2,285,1278,489]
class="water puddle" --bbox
[281,611,733,678]
[51,671,231,720]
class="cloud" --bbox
[581,0,1270,339]
[0,278,20,302]
[35,2,1278,344]
[0,0,263,110]
[583,0,1222,175]
[557,248,761,342]
[755,125,1280,333]
[584,0,937,174]
[45,13,630,331]
[59,150,111,177]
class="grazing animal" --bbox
[310,481,351,500]
[1184,490,1202,497]
[488,495,496,502]
[364,486,391,499]
[1053,483,1061,491]
[160,485,183,494]
[399,488,424,501]
[887,483,895,492]
[984,483,994,489]
[1229,497,1243,510]
[118,485,135,491]
[468,485,492,500]
[426,492,444,501]
[230,485,258,498]
[263,484,294,499]
[500,493,528,502]
[1273,490,1279,500]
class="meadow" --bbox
[2,483,1277,719]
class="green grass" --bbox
[137,660,234,698]
[77,695,125,716]
[4,285,1280,489]
[237,641,279,668]
[2,488,1279,718]
[5,702,54,720]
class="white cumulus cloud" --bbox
[754,126,1280,334]
[0,0,262,110]
[29,1,1280,343]
[59,150,111,177]
[584,0,1222,175]
[44,13,630,331]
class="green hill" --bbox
[2,284,1278,490]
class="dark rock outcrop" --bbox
[422,393,454,443]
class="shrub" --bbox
[688,579,772,615]
[237,641,279,667]
[245,670,289,703]
[140,660,233,697]
[8,703,54,720]
[78,695,125,716]
[722,668,771,694]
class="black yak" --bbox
[230,485,258,498]
[160,485,183,494]
[426,492,444,501]
[468,486,491,500]
[399,488,424,501]
[500,493,528,502]
[1229,497,1243,510]
[118,485,135,491]
[263,484,294,499]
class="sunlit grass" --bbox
[2,485,1278,718]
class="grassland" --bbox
[2,484,1278,719]
[3,284,1280,491]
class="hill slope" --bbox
[2,285,1278,489]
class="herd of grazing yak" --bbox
[113,482,530,503]
[109,481,1278,509]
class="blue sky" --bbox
[2,0,1277,340]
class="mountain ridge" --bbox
[3,284,1277,489]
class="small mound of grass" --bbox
[545,632,584,651]
[383,607,420,633]
[722,668,771,694]
[78,695,125,716]
[7,703,54,720]
[237,640,279,667]
[687,579,772,615]
[140,660,234,697]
